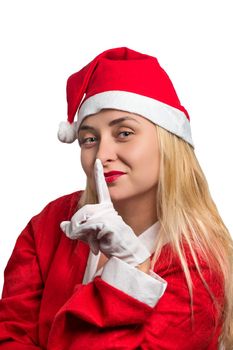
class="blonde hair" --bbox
[78,124,233,349]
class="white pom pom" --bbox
[57,121,77,143]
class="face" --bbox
[78,109,160,204]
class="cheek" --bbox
[129,138,160,177]
[80,151,93,177]
[128,138,159,163]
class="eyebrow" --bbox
[78,116,140,133]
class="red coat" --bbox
[0,191,224,349]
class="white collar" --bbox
[138,221,160,254]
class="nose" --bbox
[96,135,118,165]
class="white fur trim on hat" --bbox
[57,121,77,143]
[77,91,194,147]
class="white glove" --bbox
[60,159,150,266]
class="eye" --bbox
[79,136,97,145]
[118,131,134,139]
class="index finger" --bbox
[94,158,112,203]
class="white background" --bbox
[0,0,232,292]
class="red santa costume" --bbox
[0,47,224,349]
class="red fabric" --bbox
[0,191,224,349]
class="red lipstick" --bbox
[104,171,126,183]
[104,171,126,177]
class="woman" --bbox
[0,47,232,349]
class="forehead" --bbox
[78,109,154,131]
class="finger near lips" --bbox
[94,158,112,204]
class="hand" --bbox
[60,159,150,266]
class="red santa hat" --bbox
[58,47,194,147]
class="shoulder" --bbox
[27,190,84,276]
[31,190,83,226]
[13,190,83,245]
[26,190,83,252]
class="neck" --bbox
[112,190,158,236]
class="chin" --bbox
[108,187,135,204]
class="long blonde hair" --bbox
[78,124,233,349]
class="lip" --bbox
[105,174,125,183]
[104,171,126,177]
